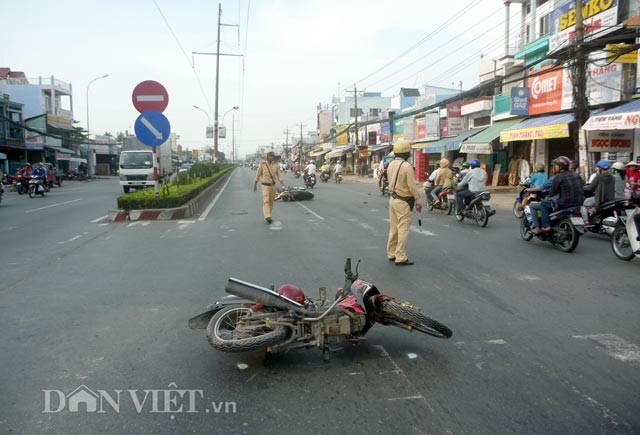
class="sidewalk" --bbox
[343,174,516,211]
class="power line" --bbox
[355,0,483,85]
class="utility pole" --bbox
[345,85,363,146]
[231,113,235,162]
[573,0,589,178]
[283,127,290,160]
[296,122,306,164]
[192,3,242,164]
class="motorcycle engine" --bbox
[321,311,366,336]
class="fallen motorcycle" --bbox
[275,186,314,202]
[189,258,452,361]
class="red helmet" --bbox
[277,284,306,303]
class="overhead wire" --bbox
[355,0,484,85]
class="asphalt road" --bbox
[1,170,638,435]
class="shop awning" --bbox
[422,128,486,154]
[45,145,77,154]
[326,147,346,158]
[500,113,574,142]
[368,144,391,153]
[460,118,524,154]
[582,99,640,130]
[411,139,438,150]
[310,148,329,157]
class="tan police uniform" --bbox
[254,160,283,220]
[387,157,421,263]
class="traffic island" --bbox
[109,165,233,221]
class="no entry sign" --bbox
[132,80,169,113]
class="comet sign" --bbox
[134,110,171,147]
[132,80,169,113]
[132,80,171,147]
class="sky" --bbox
[3,0,521,158]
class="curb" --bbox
[108,169,233,222]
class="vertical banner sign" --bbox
[416,117,426,139]
[446,102,463,136]
[425,112,440,140]
[510,88,529,115]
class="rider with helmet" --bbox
[455,159,487,215]
[430,158,453,204]
[625,161,639,198]
[611,161,627,200]
[582,159,616,222]
[458,161,471,181]
[529,156,584,234]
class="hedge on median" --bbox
[117,164,233,210]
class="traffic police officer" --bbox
[387,140,422,265]
[254,149,285,223]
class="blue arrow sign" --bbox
[134,110,171,147]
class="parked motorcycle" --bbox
[304,173,316,189]
[28,175,47,198]
[320,171,331,183]
[189,259,452,361]
[428,187,456,215]
[603,207,640,261]
[455,191,495,227]
[520,205,585,252]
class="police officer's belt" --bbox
[262,182,274,186]
[391,192,415,209]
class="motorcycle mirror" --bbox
[354,259,361,280]
[344,258,351,275]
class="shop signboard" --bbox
[446,102,463,136]
[416,117,426,139]
[549,0,619,53]
[460,143,493,154]
[588,130,633,152]
[510,87,529,115]
[425,112,440,140]
[528,66,564,115]
[500,123,570,142]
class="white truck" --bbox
[119,136,173,193]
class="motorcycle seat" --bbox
[595,199,628,212]
[549,207,579,219]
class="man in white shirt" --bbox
[334,162,343,175]
[456,159,487,214]
[304,161,316,183]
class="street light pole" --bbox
[86,74,109,177]
[193,105,212,160]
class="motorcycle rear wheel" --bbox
[447,200,455,215]
[380,301,452,339]
[555,219,579,253]
[611,225,635,261]
[513,200,524,218]
[474,203,489,227]
[207,305,289,352]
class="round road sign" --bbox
[132,80,169,113]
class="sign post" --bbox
[132,81,170,197]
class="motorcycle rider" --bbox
[611,162,627,201]
[458,161,470,181]
[430,158,453,204]
[582,159,615,223]
[320,161,330,181]
[455,159,487,215]
[529,156,584,234]
[303,160,316,184]
[32,162,47,188]
[386,140,422,266]
[625,161,639,198]
[333,160,343,181]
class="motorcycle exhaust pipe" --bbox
[225,278,311,315]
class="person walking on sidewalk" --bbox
[386,140,422,266]
[254,149,285,224]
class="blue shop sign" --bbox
[511,87,529,116]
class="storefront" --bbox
[582,98,640,167]
[411,140,438,181]
[500,113,575,182]
[460,118,523,185]
[422,128,486,175]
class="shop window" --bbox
[539,14,549,36]
[350,108,363,117]
[473,116,491,128]
[369,108,379,117]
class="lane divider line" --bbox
[25,198,83,214]
[198,173,234,222]
[91,215,109,223]
[296,202,325,220]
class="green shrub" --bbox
[117,166,232,210]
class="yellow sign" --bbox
[359,151,371,157]
[336,125,349,145]
[559,0,614,31]
[607,44,637,63]
[500,123,570,142]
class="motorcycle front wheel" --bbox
[447,200,455,215]
[513,199,524,218]
[207,305,289,352]
[611,225,635,261]
[28,186,35,198]
[520,216,533,241]
[380,301,452,339]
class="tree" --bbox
[70,120,89,143]
[116,132,125,142]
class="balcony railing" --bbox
[27,76,73,93]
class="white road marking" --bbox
[383,219,437,236]
[198,173,233,221]
[487,339,508,345]
[514,274,541,281]
[296,202,324,220]
[177,220,196,224]
[25,198,83,213]
[57,234,83,244]
[360,222,375,232]
[98,223,109,227]
[91,215,108,223]
[573,334,640,364]
[385,394,425,401]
